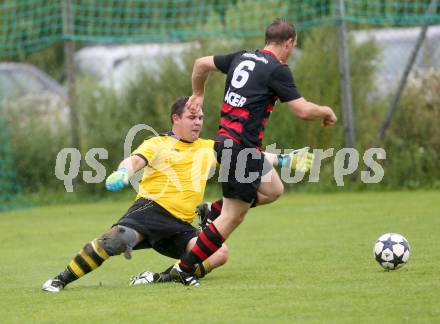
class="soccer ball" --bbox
[373,233,410,270]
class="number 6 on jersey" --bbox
[231,60,255,88]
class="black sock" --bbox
[161,265,174,275]
[57,268,77,285]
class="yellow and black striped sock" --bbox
[58,239,110,285]
[194,260,212,279]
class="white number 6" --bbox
[231,60,255,88]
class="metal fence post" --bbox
[336,0,356,150]
[62,0,80,152]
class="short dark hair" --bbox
[170,96,189,124]
[265,18,296,45]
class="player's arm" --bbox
[187,51,244,113]
[118,155,147,175]
[269,65,337,127]
[264,148,314,173]
[186,56,218,113]
[287,98,337,126]
[192,56,218,96]
[105,155,147,192]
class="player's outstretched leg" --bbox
[172,198,249,286]
[130,261,213,286]
[42,238,110,292]
[130,271,169,285]
[42,225,139,292]
[131,265,201,287]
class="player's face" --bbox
[172,107,204,142]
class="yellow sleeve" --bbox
[132,137,160,164]
[201,139,217,168]
[205,139,215,148]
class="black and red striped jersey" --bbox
[213,49,301,150]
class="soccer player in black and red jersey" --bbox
[168,19,337,286]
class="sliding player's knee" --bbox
[216,244,229,266]
[98,225,137,258]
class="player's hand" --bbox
[105,168,129,191]
[185,94,204,114]
[287,147,314,173]
[321,107,337,127]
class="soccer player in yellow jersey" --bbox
[42,96,313,291]
[42,96,228,291]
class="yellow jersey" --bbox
[132,133,216,223]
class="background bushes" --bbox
[4,27,439,199]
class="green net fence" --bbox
[1,0,439,58]
[0,0,439,210]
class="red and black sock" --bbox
[208,199,223,221]
[179,223,224,273]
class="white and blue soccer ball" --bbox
[373,233,410,270]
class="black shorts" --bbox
[115,198,198,259]
[214,138,271,203]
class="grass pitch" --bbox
[1,191,439,323]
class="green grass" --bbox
[1,191,439,323]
